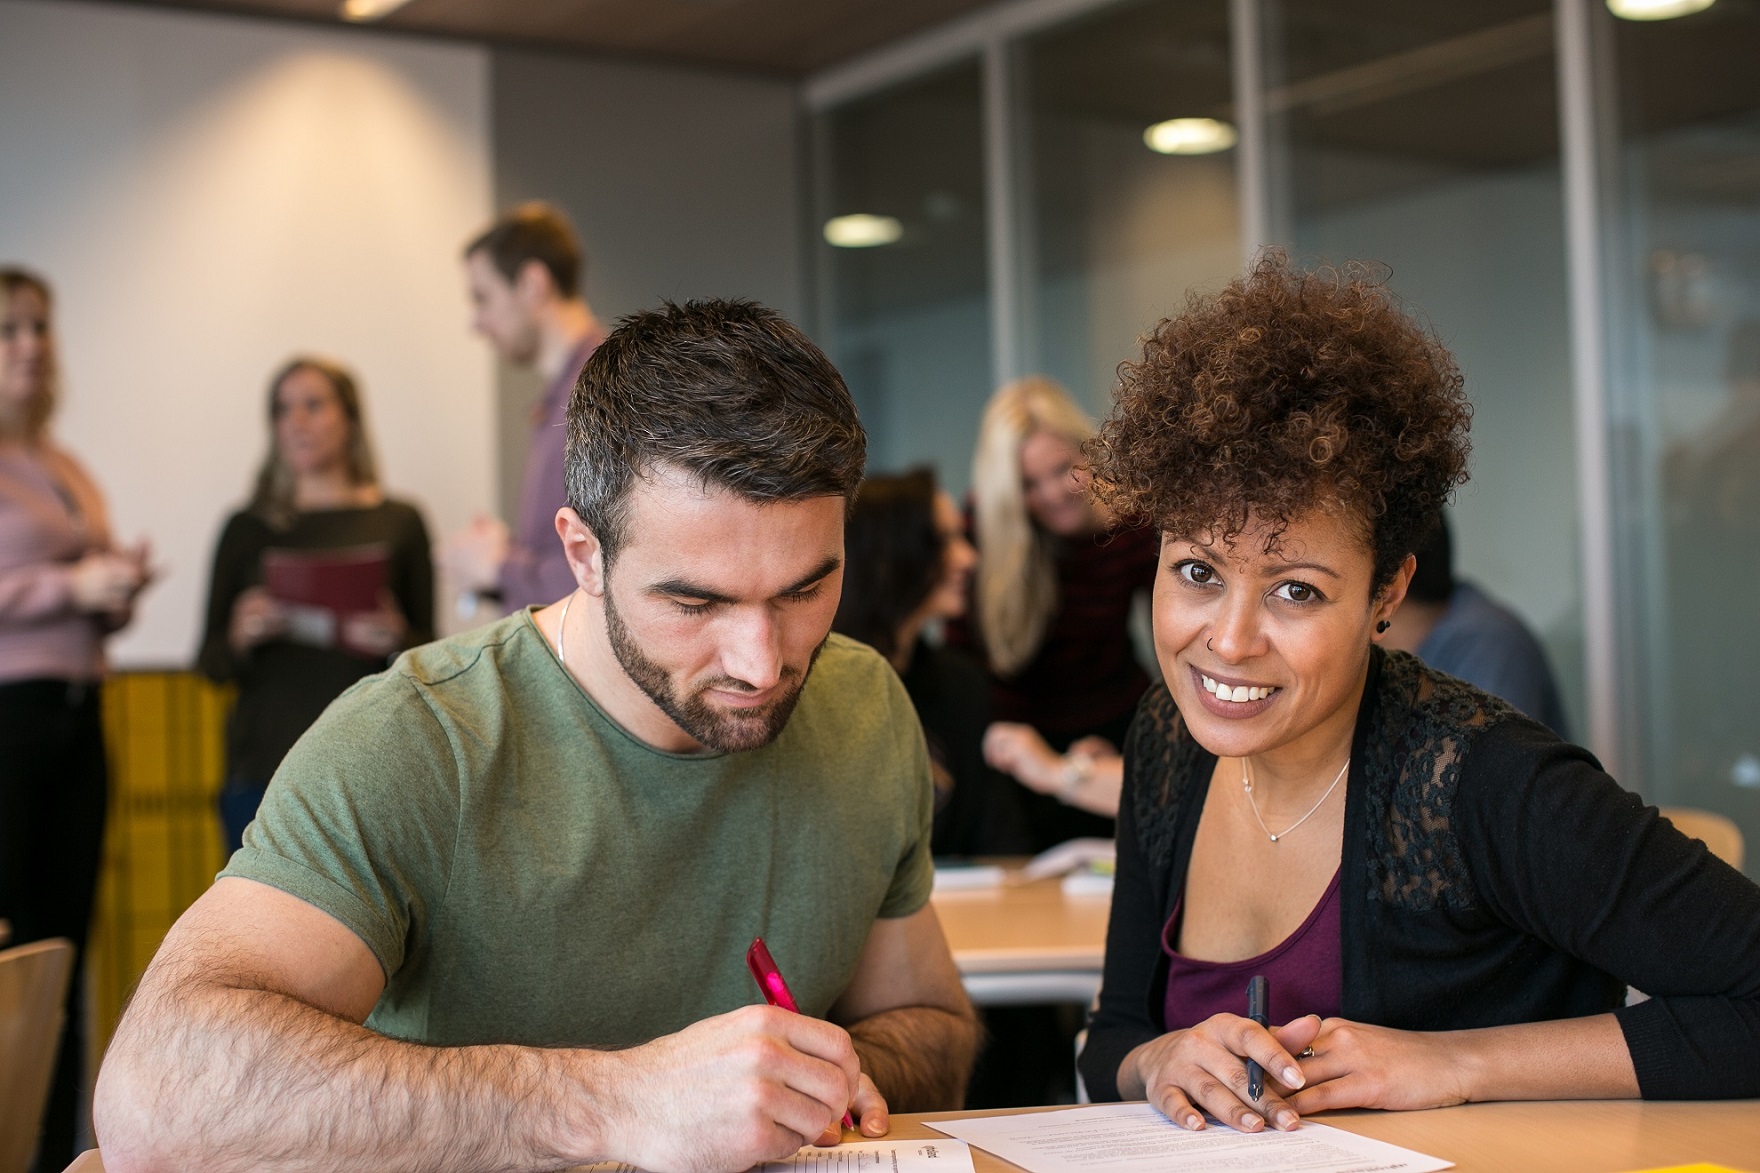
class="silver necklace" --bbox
[1241,754,1349,843]
[555,591,574,667]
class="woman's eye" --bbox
[1176,560,1215,585]
[1274,580,1323,604]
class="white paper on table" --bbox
[575,1138,977,1172]
[930,1103,1453,1173]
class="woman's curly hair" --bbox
[1089,253,1472,595]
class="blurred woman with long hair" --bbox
[198,356,433,853]
[951,376,1159,849]
[835,468,1031,857]
[1,266,152,1168]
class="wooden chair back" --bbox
[1659,806,1745,872]
[0,938,75,1173]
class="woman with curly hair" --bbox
[1078,256,1760,1129]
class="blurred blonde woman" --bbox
[0,266,152,1167]
[950,376,1157,849]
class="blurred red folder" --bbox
[262,544,388,612]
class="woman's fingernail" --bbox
[1277,1111,1299,1130]
[1242,1113,1263,1130]
[1186,1114,1204,1130]
[1283,1066,1303,1086]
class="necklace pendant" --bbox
[1269,834,1279,843]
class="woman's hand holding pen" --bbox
[1122,1012,1320,1134]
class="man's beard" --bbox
[604,589,824,752]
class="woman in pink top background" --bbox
[0,266,152,1169]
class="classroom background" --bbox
[2,0,1757,1103]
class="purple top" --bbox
[1161,869,1343,1031]
[498,331,603,613]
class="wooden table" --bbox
[930,870,1111,1006]
[66,1101,1760,1171]
[893,1101,1760,1172]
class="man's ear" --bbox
[514,258,555,308]
[556,508,606,597]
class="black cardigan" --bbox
[1079,647,1760,1102]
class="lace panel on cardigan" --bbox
[1362,652,1515,911]
[1127,654,1516,911]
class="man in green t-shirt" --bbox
[96,301,979,1173]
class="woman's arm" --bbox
[196,514,259,681]
[396,504,435,648]
[1465,721,1760,1100]
[1075,700,1172,1101]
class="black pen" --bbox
[1245,974,1269,1102]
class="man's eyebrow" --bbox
[648,555,842,603]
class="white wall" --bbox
[0,0,494,666]
[488,47,805,519]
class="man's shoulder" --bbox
[389,611,539,685]
[808,631,899,693]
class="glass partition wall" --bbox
[1603,2,1760,838]
[812,63,990,491]
[806,0,1759,874]
[1262,0,1586,739]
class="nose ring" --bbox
[1206,637,1214,652]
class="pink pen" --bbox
[746,936,857,1130]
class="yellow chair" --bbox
[0,938,76,1173]
[1658,806,1745,872]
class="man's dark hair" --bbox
[464,201,582,298]
[1407,514,1456,605]
[834,468,942,659]
[566,299,866,564]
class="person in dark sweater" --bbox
[834,468,1032,858]
[1077,256,1760,1131]
[198,357,433,853]
[1380,513,1571,738]
[949,376,1159,849]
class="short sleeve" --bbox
[875,666,936,920]
[219,669,460,978]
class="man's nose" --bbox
[718,606,784,692]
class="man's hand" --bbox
[597,1004,863,1173]
[444,515,510,594]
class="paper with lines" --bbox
[930,1103,1452,1173]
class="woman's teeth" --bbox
[1201,674,1278,703]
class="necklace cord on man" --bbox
[555,591,574,667]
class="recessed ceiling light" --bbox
[1606,0,1714,19]
[1143,118,1239,156]
[340,0,414,22]
[823,214,903,248]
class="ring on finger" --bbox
[1296,1047,1316,1059]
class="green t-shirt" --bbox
[221,611,934,1048]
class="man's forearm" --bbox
[848,1004,980,1113]
[98,979,607,1173]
